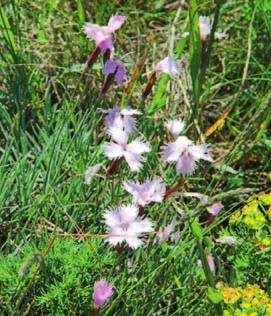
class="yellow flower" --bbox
[230,211,242,223]
[243,285,254,298]
[258,192,271,205]
[220,287,242,304]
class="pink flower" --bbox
[93,278,113,307]
[103,105,141,136]
[206,202,223,215]
[215,236,238,245]
[84,15,126,51]
[103,59,126,84]
[199,16,226,42]
[206,253,216,275]
[156,218,179,243]
[104,204,154,249]
[123,177,166,206]
[162,136,213,175]
[156,55,182,78]
[104,124,151,172]
[165,119,185,138]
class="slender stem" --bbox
[164,176,184,198]
[86,46,101,68]
[197,242,215,287]
[142,72,156,99]
[200,0,224,86]
[16,236,57,308]
[107,158,122,176]
[103,49,111,64]
[57,233,107,237]
[101,67,118,94]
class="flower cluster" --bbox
[220,284,271,316]
[103,105,150,172]
[230,192,271,230]
[82,12,221,313]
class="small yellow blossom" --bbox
[220,287,242,304]
[258,191,271,205]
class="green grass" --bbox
[0,0,271,315]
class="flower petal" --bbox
[127,138,151,154]
[104,142,124,159]
[108,15,127,32]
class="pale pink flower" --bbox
[103,59,126,84]
[215,236,238,245]
[206,202,223,216]
[102,105,141,136]
[156,218,179,243]
[197,254,216,275]
[123,177,166,206]
[162,136,213,175]
[84,163,102,185]
[156,55,182,78]
[207,253,216,275]
[104,125,151,171]
[93,278,113,307]
[199,16,226,42]
[165,119,185,138]
[104,204,154,249]
[84,15,126,52]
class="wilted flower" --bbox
[93,278,113,307]
[215,236,238,245]
[104,204,154,248]
[163,136,213,175]
[156,55,182,78]
[165,119,185,138]
[156,218,179,243]
[123,177,166,206]
[103,59,126,84]
[103,105,141,136]
[206,202,223,215]
[104,124,150,172]
[199,16,226,42]
[84,163,102,185]
[84,15,126,52]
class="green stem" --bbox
[201,0,224,88]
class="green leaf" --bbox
[149,74,170,114]
[190,219,202,240]
[0,5,17,61]
[77,0,85,24]
[208,287,223,304]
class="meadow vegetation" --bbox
[0,0,271,315]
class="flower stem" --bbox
[142,71,156,99]
[86,46,101,69]
[101,67,119,94]
[107,158,122,176]
[103,49,111,63]
[164,177,184,198]
[184,206,222,315]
